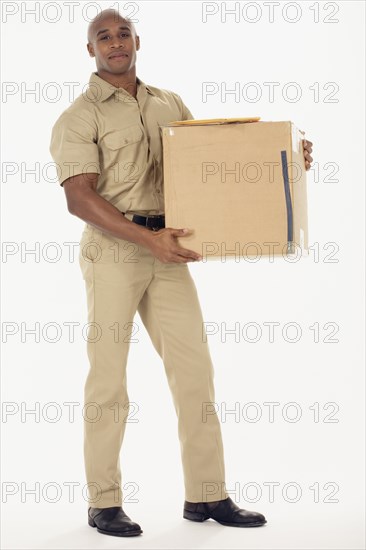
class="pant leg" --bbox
[79,226,154,508]
[137,259,229,503]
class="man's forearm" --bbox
[69,186,154,248]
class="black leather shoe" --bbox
[88,506,143,537]
[183,496,267,527]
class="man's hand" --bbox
[146,227,202,263]
[302,138,313,171]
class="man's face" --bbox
[87,16,140,75]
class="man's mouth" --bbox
[109,53,128,60]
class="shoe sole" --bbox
[216,519,267,527]
[88,517,142,536]
[183,511,266,528]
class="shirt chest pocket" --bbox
[103,124,144,150]
[100,125,145,169]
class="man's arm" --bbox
[64,173,202,263]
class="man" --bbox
[49,8,313,538]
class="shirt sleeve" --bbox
[49,109,101,187]
[181,99,194,120]
[175,93,194,121]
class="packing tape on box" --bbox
[281,150,294,249]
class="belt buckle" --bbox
[146,215,160,231]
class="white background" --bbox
[1,1,365,549]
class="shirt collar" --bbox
[87,72,155,102]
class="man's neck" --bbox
[96,69,138,98]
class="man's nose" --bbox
[111,40,124,49]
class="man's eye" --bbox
[100,33,129,40]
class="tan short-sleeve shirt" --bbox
[49,72,193,215]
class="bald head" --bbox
[87,9,136,43]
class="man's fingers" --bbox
[167,229,202,260]
[303,139,313,171]
[170,228,190,237]
[175,245,202,260]
[172,255,188,263]
[305,153,313,163]
[302,139,313,171]
[168,253,196,263]
[303,139,313,153]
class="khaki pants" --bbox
[78,220,228,508]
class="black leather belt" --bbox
[122,212,165,231]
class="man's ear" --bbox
[87,43,95,58]
[135,35,140,51]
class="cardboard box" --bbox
[161,119,308,260]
